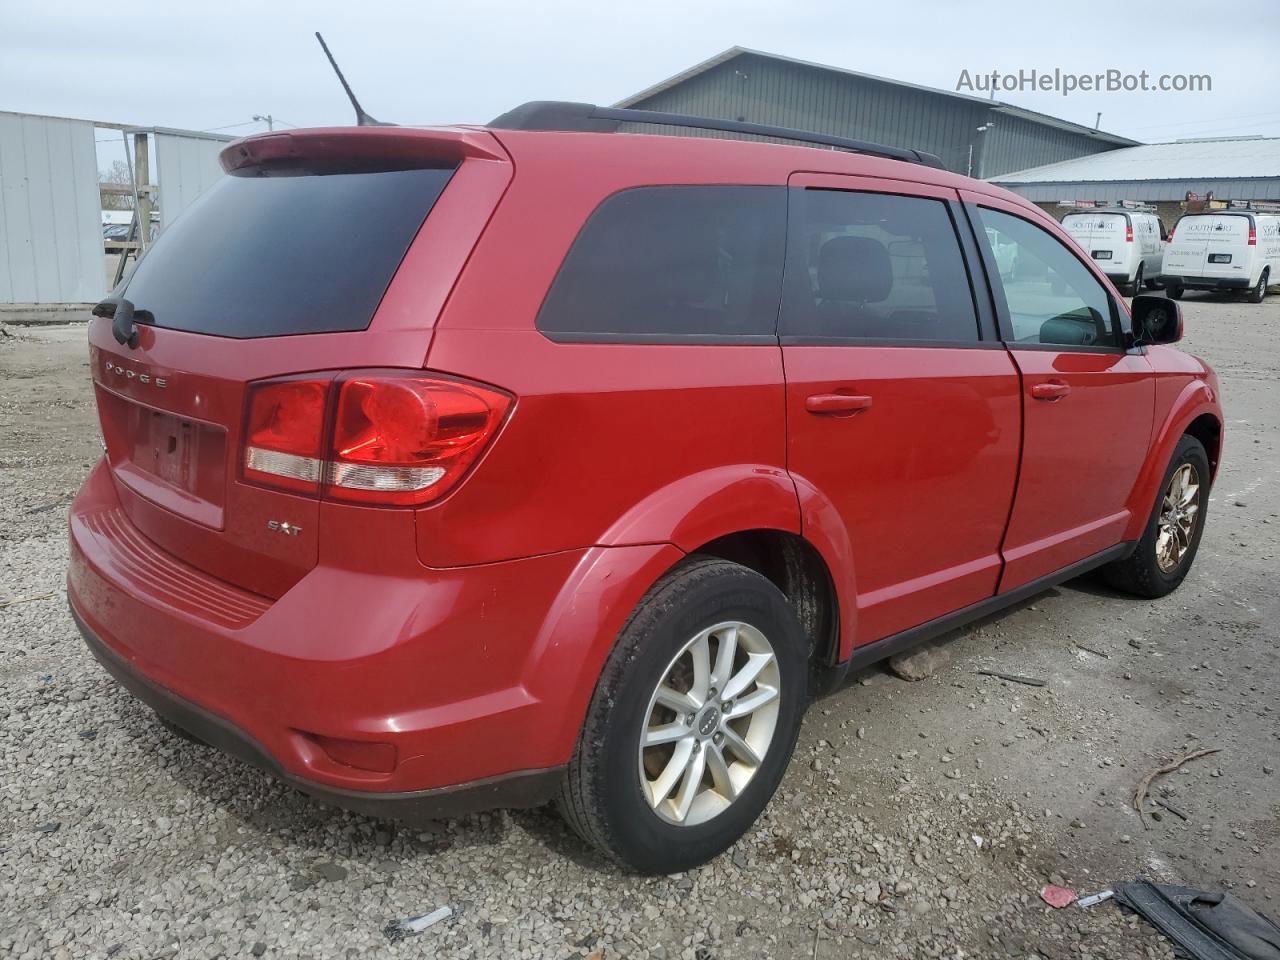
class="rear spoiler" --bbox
[220,127,507,176]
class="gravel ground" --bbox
[2,295,1278,960]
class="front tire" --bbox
[1248,268,1269,304]
[558,556,808,874]
[1101,435,1209,598]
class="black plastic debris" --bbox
[1113,881,1280,960]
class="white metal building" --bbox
[989,136,1280,204]
[1,111,232,306]
[0,111,104,305]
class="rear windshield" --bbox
[122,167,454,338]
[1062,213,1126,234]
[1173,213,1250,239]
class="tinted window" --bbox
[780,189,979,342]
[537,186,786,340]
[122,167,454,338]
[976,207,1119,349]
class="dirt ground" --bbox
[1,295,1278,960]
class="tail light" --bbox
[1125,225,1134,243]
[328,374,511,505]
[1167,226,1175,241]
[243,371,511,506]
[1248,227,1257,246]
[243,377,330,494]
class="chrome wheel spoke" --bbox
[689,633,712,701]
[649,739,695,807]
[726,684,778,720]
[712,623,738,689]
[706,743,738,802]
[673,745,707,822]
[720,725,761,767]
[723,651,774,701]
[655,685,697,714]
[644,721,690,747]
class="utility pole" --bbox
[1094,112,1102,130]
[253,114,275,131]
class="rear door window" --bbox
[122,167,455,338]
[536,186,786,342]
[779,189,980,343]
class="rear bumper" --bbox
[72,604,561,820]
[66,458,626,817]
[1160,274,1252,291]
[1104,270,1134,285]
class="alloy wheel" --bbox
[638,621,781,826]
[1156,463,1200,573]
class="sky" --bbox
[3,0,1279,170]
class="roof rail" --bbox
[1059,199,1159,213]
[1226,199,1280,213]
[487,101,947,170]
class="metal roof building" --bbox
[988,136,1280,202]
[617,47,1137,178]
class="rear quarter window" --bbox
[536,186,787,342]
[121,167,455,339]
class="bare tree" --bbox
[100,160,134,211]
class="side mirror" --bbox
[1131,294,1183,345]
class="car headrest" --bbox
[817,235,894,304]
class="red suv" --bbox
[69,102,1222,874]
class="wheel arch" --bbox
[1183,412,1222,481]
[1123,382,1223,541]
[689,529,842,692]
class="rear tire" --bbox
[1101,435,1209,598]
[1248,268,1269,304]
[1128,264,1144,297]
[558,556,808,874]
[1166,283,1184,300]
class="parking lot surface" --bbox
[2,295,1278,959]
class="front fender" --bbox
[1123,378,1221,541]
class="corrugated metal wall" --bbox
[154,131,228,228]
[625,53,1118,177]
[999,178,1280,203]
[981,114,1118,179]
[0,112,104,304]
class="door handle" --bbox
[1031,381,1071,401]
[805,393,873,415]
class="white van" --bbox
[1162,209,1280,303]
[1061,208,1166,295]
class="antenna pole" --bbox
[315,31,386,126]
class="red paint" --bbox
[69,124,1222,803]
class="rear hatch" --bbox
[1062,212,1128,271]
[90,127,511,598]
[1164,213,1251,279]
